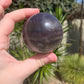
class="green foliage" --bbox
[7,0,56,13]
[53,5,70,55]
[58,54,84,84]
[7,0,78,14]
[9,46,35,60]
[29,63,58,84]
[55,6,63,21]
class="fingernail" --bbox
[33,8,40,13]
[46,53,57,63]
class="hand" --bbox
[0,0,57,84]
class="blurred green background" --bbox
[6,0,84,84]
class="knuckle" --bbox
[4,13,10,18]
[38,59,45,67]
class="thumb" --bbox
[16,53,57,81]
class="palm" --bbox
[0,50,21,83]
[0,50,17,68]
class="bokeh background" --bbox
[6,0,84,84]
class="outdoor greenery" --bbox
[58,54,84,84]
[7,0,84,84]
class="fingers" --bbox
[0,0,12,19]
[16,53,57,81]
[0,8,39,50]
[0,8,39,36]
[0,0,12,9]
[5,8,39,23]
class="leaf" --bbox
[43,71,49,81]
[33,70,40,84]
[61,14,67,24]
[10,49,20,58]
[55,6,63,20]
[39,69,43,84]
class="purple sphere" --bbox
[22,13,63,53]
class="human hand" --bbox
[0,0,57,84]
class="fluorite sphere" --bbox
[22,13,63,53]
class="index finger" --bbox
[0,0,12,9]
[0,8,40,36]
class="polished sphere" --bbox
[22,13,63,53]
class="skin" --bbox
[0,0,57,84]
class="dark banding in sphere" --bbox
[22,13,63,54]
